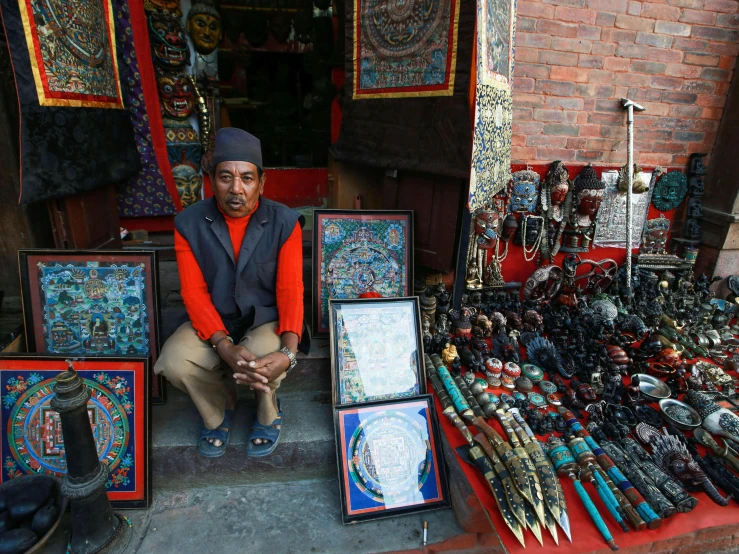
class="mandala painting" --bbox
[17,0,124,109]
[0,357,150,508]
[313,211,413,336]
[330,298,424,406]
[335,397,448,523]
[19,250,164,404]
[352,0,461,99]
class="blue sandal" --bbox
[198,409,234,458]
[247,400,282,457]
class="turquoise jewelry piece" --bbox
[548,393,563,406]
[488,394,501,406]
[529,392,548,408]
[522,363,545,383]
[540,381,557,394]
[501,393,515,407]
[512,391,527,403]
[475,377,489,390]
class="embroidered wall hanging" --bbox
[0,0,140,204]
[467,0,515,211]
[0,356,151,509]
[352,0,461,99]
[333,0,475,178]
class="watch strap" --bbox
[280,346,298,371]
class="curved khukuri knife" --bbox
[473,417,539,540]
[695,428,739,474]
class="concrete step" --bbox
[152,387,336,491]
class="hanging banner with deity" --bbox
[468,0,516,212]
[351,0,462,99]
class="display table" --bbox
[432,386,739,554]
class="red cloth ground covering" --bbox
[432,379,739,554]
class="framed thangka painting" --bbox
[18,250,164,403]
[329,298,425,406]
[0,356,150,508]
[352,0,461,99]
[312,210,413,337]
[334,396,449,523]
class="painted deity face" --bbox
[551,182,569,205]
[577,188,604,216]
[147,0,181,13]
[157,75,195,119]
[510,175,540,213]
[172,164,202,208]
[148,13,190,70]
[643,216,670,254]
[187,12,222,54]
[474,210,499,247]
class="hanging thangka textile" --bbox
[333,0,475,179]
[0,0,140,204]
[467,0,516,211]
[351,0,461,99]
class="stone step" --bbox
[152,388,336,491]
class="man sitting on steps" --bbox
[155,127,305,458]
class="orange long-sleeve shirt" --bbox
[174,202,304,341]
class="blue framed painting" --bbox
[0,356,150,508]
[312,210,414,337]
[334,395,449,523]
[18,249,164,403]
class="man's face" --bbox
[188,13,222,54]
[212,161,264,218]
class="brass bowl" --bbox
[633,373,671,401]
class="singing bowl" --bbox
[634,373,671,401]
[659,398,702,431]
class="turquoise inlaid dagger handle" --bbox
[436,364,471,414]
[594,468,627,530]
[573,477,614,544]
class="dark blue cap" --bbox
[211,128,263,171]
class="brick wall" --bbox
[511,0,739,167]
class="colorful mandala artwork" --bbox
[352,0,461,98]
[331,299,423,405]
[336,398,447,522]
[17,0,124,108]
[313,211,412,336]
[0,358,149,507]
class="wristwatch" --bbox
[280,346,298,372]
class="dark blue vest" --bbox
[175,196,302,338]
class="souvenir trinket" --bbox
[635,405,663,428]
[476,392,491,405]
[470,381,486,396]
[442,343,458,367]
[474,378,488,390]
[148,12,191,72]
[687,390,739,443]
[650,433,730,505]
[522,363,545,383]
[523,265,564,303]
[529,393,548,408]
[487,375,502,388]
[504,362,521,378]
[694,429,739,474]
[501,375,516,390]
[187,0,222,85]
[488,394,501,407]
[540,161,570,264]
[500,393,516,407]
[527,336,570,378]
[515,376,533,393]
[547,393,563,406]
[465,209,503,290]
[652,171,688,212]
[659,399,701,431]
[509,170,540,213]
[464,370,476,386]
[512,390,527,404]
[539,381,557,395]
[632,374,671,401]
[561,165,605,253]
[594,169,654,249]
[484,357,503,376]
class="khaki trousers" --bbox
[155,321,285,430]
